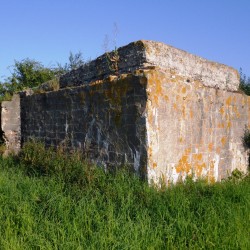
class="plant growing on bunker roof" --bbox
[103,22,120,75]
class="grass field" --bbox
[0,142,249,249]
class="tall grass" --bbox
[0,142,249,249]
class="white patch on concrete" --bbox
[214,154,220,181]
[153,107,158,128]
[229,141,248,173]
[133,150,140,172]
[147,167,158,184]
[171,166,179,184]
[65,118,68,134]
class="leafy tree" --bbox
[0,52,85,101]
[11,59,57,89]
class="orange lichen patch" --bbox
[185,148,191,155]
[227,121,231,128]
[190,110,194,119]
[164,95,169,101]
[208,143,213,152]
[218,123,225,128]
[182,87,186,94]
[232,106,241,118]
[148,146,153,157]
[153,95,159,105]
[176,148,192,174]
[219,106,225,115]
[173,103,178,110]
[154,75,163,95]
[153,162,157,169]
[191,152,207,178]
[182,105,186,118]
[208,161,215,183]
[193,153,203,161]
[221,137,227,146]
[195,163,206,177]
[176,155,191,174]
[226,96,232,106]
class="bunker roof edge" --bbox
[59,40,239,91]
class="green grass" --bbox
[0,143,249,249]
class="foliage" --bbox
[0,52,85,102]
[239,68,250,95]
[0,141,249,249]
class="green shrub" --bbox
[19,139,109,188]
[239,68,250,95]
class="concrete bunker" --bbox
[1,40,249,184]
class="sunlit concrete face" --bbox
[144,68,249,184]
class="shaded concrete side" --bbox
[145,68,249,184]
[1,94,21,155]
[20,74,148,176]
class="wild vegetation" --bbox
[0,141,249,249]
[0,52,85,102]
[239,68,250,95]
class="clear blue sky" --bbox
[1,0,250,80]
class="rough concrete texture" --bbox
[60,40,239,91]
[144,68,249,184]
[1,40,249,184]
[1,94,21,155]
[21,74,148,177]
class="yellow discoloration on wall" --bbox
[182,105,186,118]
[190,110,194,119]
[218,123,225,128]
[219,106,225,115]
[153,162,157,169]
[226,96,232,106]
[193,153,203,161]
[164,95,169,101]
[175,148,192,174]
[176,154,192,174]
[221,137,227,146]
[232,106,241,118]
[182,87,186,94]
[208,161,216,183]
[195,162,206,177]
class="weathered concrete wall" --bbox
[1,94,21,155]
[60,40,239,91]
[1,40,249,184]
[20,74,148,176]
[145,68,249,184]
